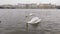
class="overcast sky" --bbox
[0,0,60,5]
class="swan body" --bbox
[27,17,41,24]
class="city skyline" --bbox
[0,0,60,5]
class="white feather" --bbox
[27,17,41,24]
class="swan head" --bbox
[29,13,35,16]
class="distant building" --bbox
[15,3,27,9]
[38,4,56,9]
[27,3,38,9]
[16,3,38,9]
[0,3,56,9]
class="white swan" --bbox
[27,13,41,24]
[28,17,41,24]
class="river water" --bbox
[0,9,60,34]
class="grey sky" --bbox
[0,0,60,5]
